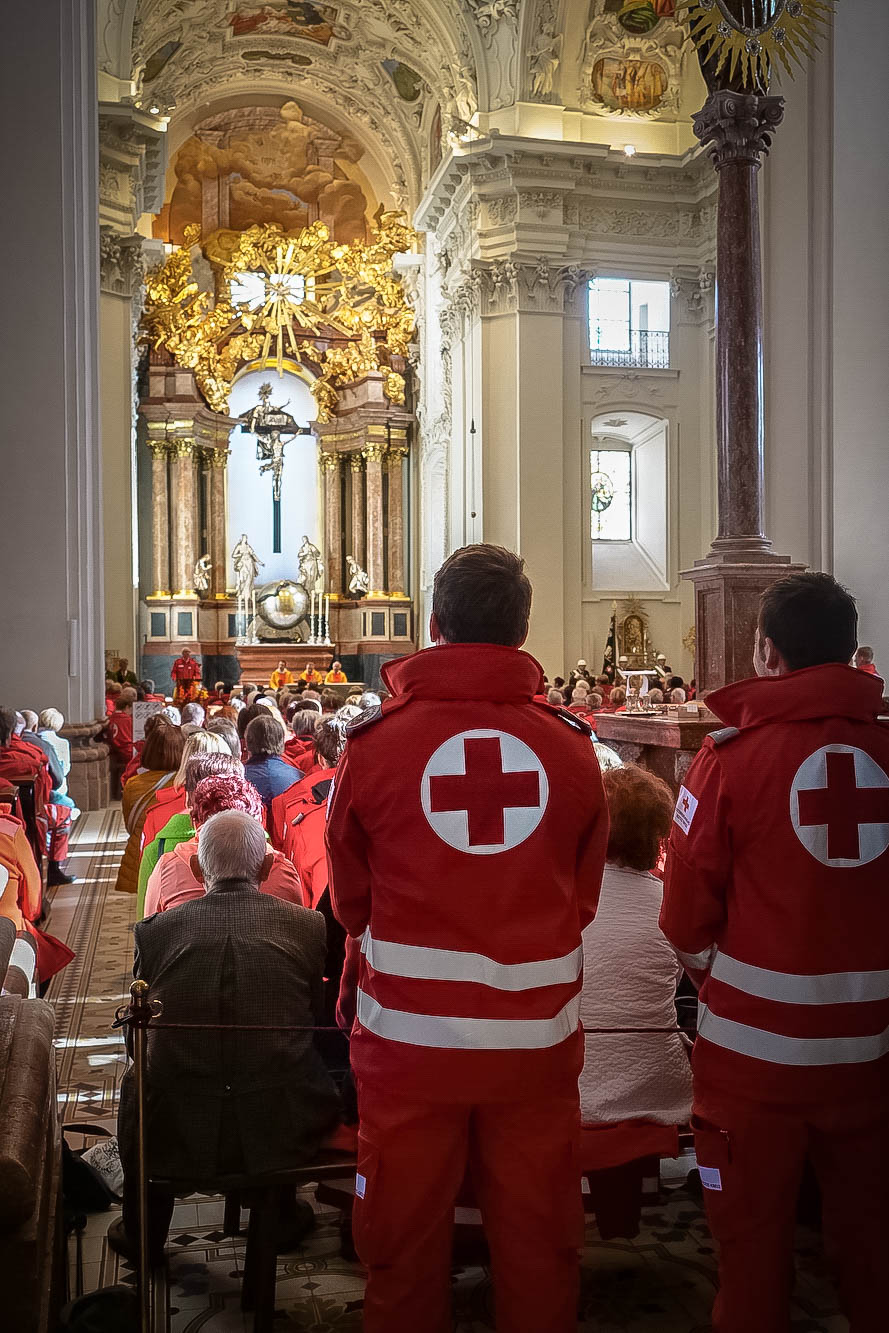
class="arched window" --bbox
[590,447,632,541]
[587,412,669,593]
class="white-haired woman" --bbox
[37,708,72,798]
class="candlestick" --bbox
[325,594,330,644]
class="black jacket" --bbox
[120,880,341,1181]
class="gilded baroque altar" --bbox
[137,214,418,684]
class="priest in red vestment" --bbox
[171,648,202,705]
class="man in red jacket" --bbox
[661,572,889,1333]
[326,544,609,1333]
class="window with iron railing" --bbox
[589,277,670,369]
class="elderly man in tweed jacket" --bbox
[111,810,341,1261]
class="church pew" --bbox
[0,994,64,1331]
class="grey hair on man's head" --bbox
[181,702,205,726]
[14,713,26,735]
[21,710,38,732]
[197,810,268,886]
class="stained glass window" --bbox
[591,448,632,541]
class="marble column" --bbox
[349,453,366,571]
[321,452,343,596]
[697,91,784,551]
[364,445,386,596]
[683,90,804,691]
[208,448,228,598]
[148,442,171,596]
[0,0,105,721]
[387,445,409,596]
[172,439,198,598]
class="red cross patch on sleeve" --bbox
[673,785,698,836]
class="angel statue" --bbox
[297,534,323,593]
[346,555,370,599]
[193,553,212,596]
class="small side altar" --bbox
[237,644,333,685]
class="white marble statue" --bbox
[232,533,263,601]
[298,534,323,593]
[346,555,370,598]
[232,533,263,643]
[193,553,212,596]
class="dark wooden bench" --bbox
[0,995,64,1332]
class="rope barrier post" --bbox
[130,979,155,1333]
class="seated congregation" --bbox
[85,546,888,1333]
[5,551,882,1330]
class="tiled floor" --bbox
[51,809,848,1330]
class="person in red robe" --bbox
[854,645,880,677]
[171,648,202,705]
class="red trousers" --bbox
[44,803,71,864]
[354,1079,584,1333]
[693,1087,889,1333]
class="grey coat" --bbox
[119,880,341,1181]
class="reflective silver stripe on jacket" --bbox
[697,1003,889,1067]
[361,928,583,992]
[356,988,582,1050]
[710,952,889,1006]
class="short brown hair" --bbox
[314,716,342,767]
[610,686,627,706]
[245,713,285,758]
[603,764,674,872]
[141,717,185,772]
[236,701,265,741]
[433,544,532,647]
[759,572,857,672]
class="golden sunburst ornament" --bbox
[679,0,834,88]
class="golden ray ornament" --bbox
[678,0,834,89]
[141,213,417,420]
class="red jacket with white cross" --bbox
[325,642,609,1098]
[661,662,889,1104]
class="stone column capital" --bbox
[207,448,229,470]
[147,439,169,460]
[362,444,388,465]
[348,452,365,474]
[693,90,785,170]
[171,437,195,459]
[319,449,342,473]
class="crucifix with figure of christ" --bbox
[240,382,312,553]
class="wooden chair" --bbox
[150,1151,358,1331]
[11,778,43,880]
